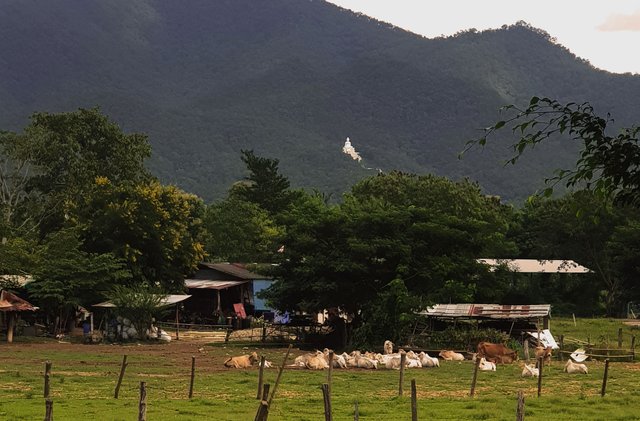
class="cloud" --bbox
[598,9,640,32]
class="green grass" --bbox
[1,318,640,420]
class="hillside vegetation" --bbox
[2,0,639,202]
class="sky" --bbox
[327,0,640,74]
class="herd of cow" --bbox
[223,340,590,375]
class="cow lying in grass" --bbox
[439,350,465,361]
[224,351,258,368]
[476,342,518,364]
[521,363,539,377]
[564,359,588,374]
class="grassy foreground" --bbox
[1,317,639,420]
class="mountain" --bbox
[1,0,639,203]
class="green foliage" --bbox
[203,197,282,262]
[27,227,130,317]
[79,179,205,291]
[107,284,167,340]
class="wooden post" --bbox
[254,384,270,421]
[524,340,530,361]
[572,313,576,327]
[175,305,180,341]
[559,335,564,361]
[327,351,334,397]
[469,355,481,397]
[618,328,623,348]
[189,355,196,399]
[322,383,332,421]
[516,391,525,421]
[114,355,128,399]
[411,379,418,421]
[44,361,52,398]
[399,351,406,396]
[6,312,15,343]
[267,344,292,408]
[354,400,359,421]
[44,398,53,421]
[537,357,543,398]
[601,359,610,397]
[138,381,147,421]
[536,328,541,348]
[257,356,266,400]
[632,336,636,360]
[261,326,267,342]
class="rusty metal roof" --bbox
[0,290,38,311]
[184,279,249,290]
[477,259,591,273]
[197,262,268,280]
[419,304,550,319]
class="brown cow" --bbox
[535,346,553,364]
[476,342,518,364]
[224,351,258,368]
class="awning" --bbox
[526,329,559,349]
[419,304,551,319]
[477,259,592,273]
[0,290,38,311]
[93,294,191,308]
[185,279,248,290]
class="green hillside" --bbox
[1,0,639,202]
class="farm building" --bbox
[183,262,273,324]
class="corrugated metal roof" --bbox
[198,262,268,279]
[184,279,248,290]
[0,290,38,311]
[477,259,592,273]
[0,274,34,286]
[93,294,191,308]
[419,304,550,319]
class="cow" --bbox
[224,351,258,368]
[418,352,440,368]
[306,353,330,370]
[439,350,465,361]
[521,363,539,377]
[564,359,588,374]
[383,340,394,355]
[292,351,325,368]
[322,348,347,368]
[478,357,496,371]
[535,346,553,365]
[476,342,518,364]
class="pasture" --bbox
[1,318,640,420]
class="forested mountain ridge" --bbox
[2,0,639,202]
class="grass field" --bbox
[1,317,640,420]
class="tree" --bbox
[467,97,640,204]
[203,197,282,262]
[262,172,518,345]
[231,150,295,216]
[27,227,131,329]
[78,178,205,291]
[107,284,167,340]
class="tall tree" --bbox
[231,150,294,216]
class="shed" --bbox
[184,262,272,323]
[477,259,592,273]
[0,290,38,342]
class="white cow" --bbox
[383,340,394,355]
[439,350,465,361]
[418,352,440,368]
[564,359,588,374]
[478,357,496,371]
[521,364,539,377]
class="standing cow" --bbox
[476,342,518,364]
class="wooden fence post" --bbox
[327,351,334,397]
[257,356,266,400]
[469,355,481,397]
[354,400,359,421]
[632,336,636,360]
[399,351,406,396]
[618,328,623,348]
[254,384,270,421]
[322,383,333,421]
[44,398,53,421]
[267,344,292,407]
[114,355,128,399]
[537,357,543,398]
[138,381,147,421]
[411,379,418,421]
[516,391,525,421]
[559,336,564,361]
[524,340,530,361]
[44,361,52,399]
[189,355,196,399]
[601,359,610,397]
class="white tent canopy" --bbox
[93,294,191,308]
